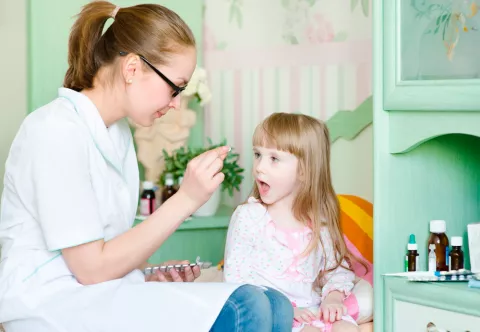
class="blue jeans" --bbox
[210,284,293,332]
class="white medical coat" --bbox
[0,88,240,332]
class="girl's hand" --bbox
[177,146,230,209]
[145,260,201,282]
[319,291,347,323]
[294,307,317,324]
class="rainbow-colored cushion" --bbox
[339,194,373,324]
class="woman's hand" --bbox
[145,260,201,282]
[177,146,230,209]
[319,291,347,323]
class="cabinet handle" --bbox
[427,322,450,332]
[427,322,471,332]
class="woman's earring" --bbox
[126,79,133,84]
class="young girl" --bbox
[224,113,360,332]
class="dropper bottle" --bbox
[405,234,419,272]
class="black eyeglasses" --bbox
[119,51,187,98]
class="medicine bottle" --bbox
[161,173,177,203]
[140,181,156,216]
[449,236,464,271]
[405,234,419,272]
[427,220,449,271]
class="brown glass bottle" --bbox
[161,173,177,203]
[406,234,419,272]
[449,236,464,271]
[427,220,449,272]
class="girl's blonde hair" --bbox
[251,113,366,289]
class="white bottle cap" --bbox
[164,173,174,186]
[143,181,154,190]
[407,243,417,250]
[451,236,462,247]
[430,220,446,233]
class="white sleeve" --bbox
[223,205,256,283]
[30,121,104,251]
[319,228,355,300]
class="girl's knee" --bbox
[232,285,273,323]
[263,287,294,331]
[211,285,273,331]
[264,287,293,316]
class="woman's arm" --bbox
[62,146,229,285]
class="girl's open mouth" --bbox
[257,180,270,196]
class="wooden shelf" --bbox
[389,111,480,154]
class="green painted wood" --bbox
[389,111,480,153]
[146,228,227,265]
[327,96,372,143]
[133,205,234,264]
[383,0,480,111]
[134,205,234,230]
[384,276,480,331]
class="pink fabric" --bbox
[268,222,311,281]
[344,236,373,286]
[344,294,360,321]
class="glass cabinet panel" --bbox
[383,0,480,110]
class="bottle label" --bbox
[415,256,419,272]
[140,198,153,216]
[445,246,450,271]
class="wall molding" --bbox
[327,95,373,143]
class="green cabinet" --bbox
[381,0,480,155]
[383,0,480,111]
[374,0,480,330]
[384,277,480,331]
[134,205,233,265]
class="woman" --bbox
[0,2,293,331]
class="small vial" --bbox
[161,173,177,203]
[449,236,464,271]
[405,234,419,272]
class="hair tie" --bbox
[111,6,120,19]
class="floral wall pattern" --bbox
[203,0,373,204]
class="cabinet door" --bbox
[383,0,480,111]
[394,300,480,332]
